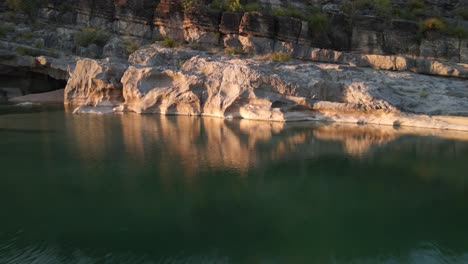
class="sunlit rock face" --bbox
[64,58,127,107]
[121,66,203,115]
[64,45,468,130]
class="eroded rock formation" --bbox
[65,45,468,131]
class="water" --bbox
[0,106,468,263]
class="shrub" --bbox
[342,0,392,18]
[153,35,164,42]
[457,8,468,20]
[309,13,330,33]
[420,17,447,32]
[269,52,290,62]
[418,17,468,39]
[446,24,468,39]
[6,0,40,18]
[408,0,425,10]
[16,46,59,58]
[210,0,260,12]
[210,0,227,10]
[272,6,306,20]
[0,24,15,38]
[182,0,194,11]
[16,46,40,56]
[396,0,425,20]
[74,27,110,47]
[271,5,330,33]
[19,31,34,40]
[162,37,177,48]
[374,0,392,17]
[33,39,44,49]
[224,47,244,55]
[122,39,140,54]
[228,0,242,12]
[243,2,262,12]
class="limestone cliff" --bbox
[0,0,467,62]
[2,0,468,131]
[66,45,468,131]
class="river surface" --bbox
[0,105,468,264]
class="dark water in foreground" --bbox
[0,106,468,263]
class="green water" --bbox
[0,107,468,263]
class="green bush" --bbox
[6,0,40,18]
[420,17,447,32]
[16,46,40,57]
[122,39,140,54]
[74,27,110,47]
[0,24,15,38]
[162,37,177,48]
[408,0,425,10]
[18,31,34,41]
[153,35,164,42]
[446,24,468,39]
[308,13,330,33]
[243,2,262,12]
[182,0,194,11]
[210,0,261,12]
[228,0,242,12]
[33,39,44,49]
[224,47,244,55]
[396,0,425,20]
[342,0,392,18]
[457,8,468,20]
[418,17,468,39]
[210,0,227,10]
[374,0,392,17]
[270,52,290,62]
[271,5,330,33]
[272,6,306,20]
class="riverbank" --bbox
[61,44,468,132]
[2,43,468,131]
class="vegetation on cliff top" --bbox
[74,28,111,48]
[272,5,330,33]
[5,0,40,19]
[210,0,261,12]
[0,24,15,39]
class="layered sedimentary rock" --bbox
[183,6,221,45]
[114,0,158,38]
[65,45,468,130]
[154,0,185,40]
[1,0,468,68]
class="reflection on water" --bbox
[0,109,468,263]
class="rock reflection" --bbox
[313,123,398,156]
[66,114,468,172]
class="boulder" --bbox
[120,66,203,114]
[64,58,128,107]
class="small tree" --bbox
[6,0,41,19]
